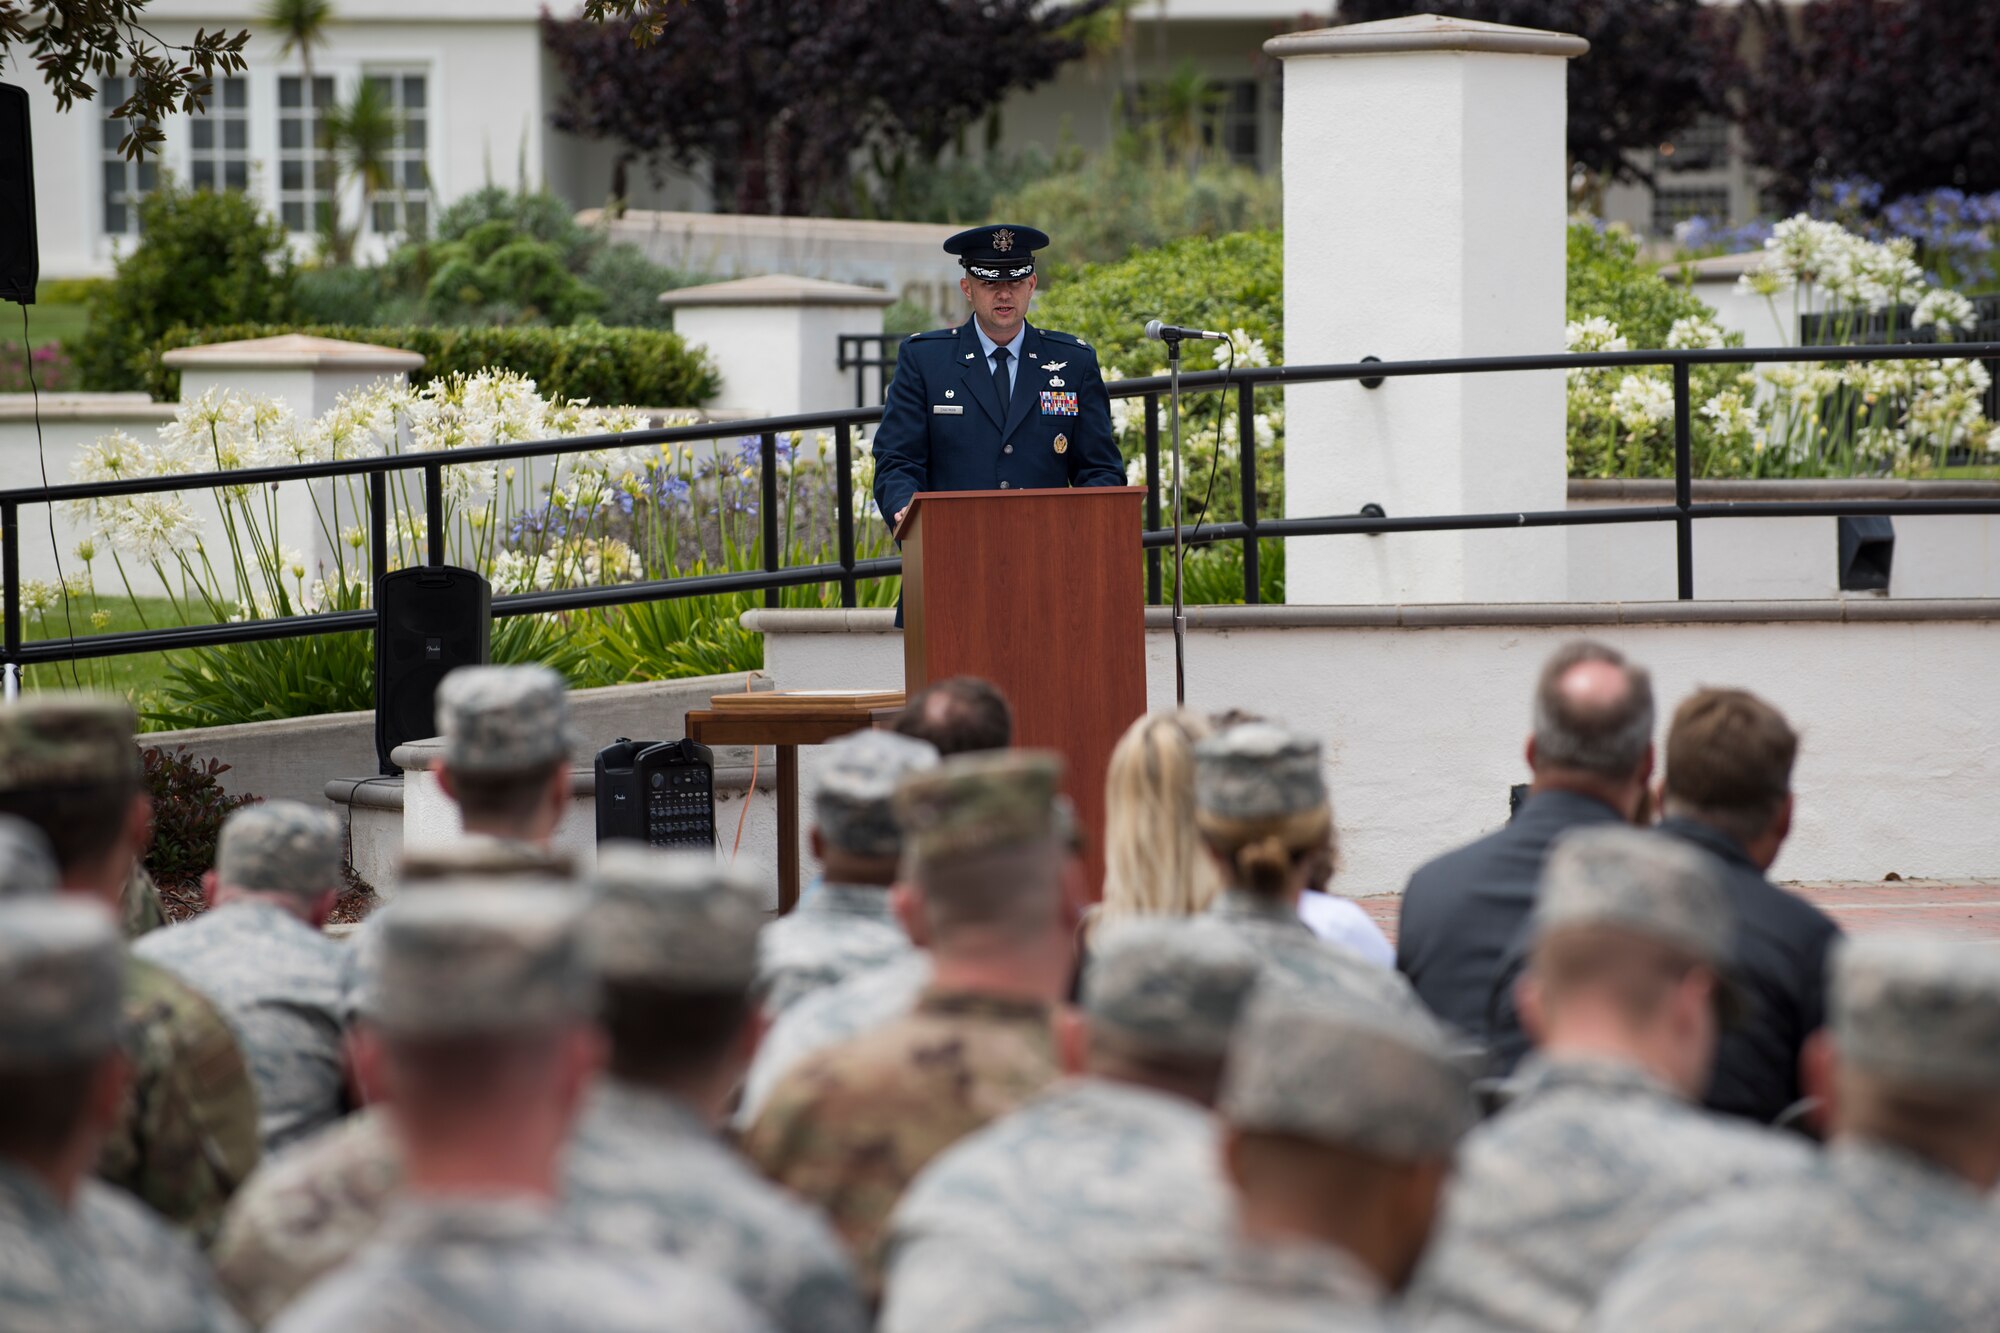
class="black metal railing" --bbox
[837,333,900,407]
[8,340,2000,676]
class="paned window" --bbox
[188,77,250,193]
[1652,186,1730,238]
[277,74,335,233]
[365,72,430,237]
[99,78,157,237]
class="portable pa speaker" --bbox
[374,565,491,773]
[595,737,717,850]
[0,84,37,305]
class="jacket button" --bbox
[999,481,1011,489]
[1003,444,1013,454]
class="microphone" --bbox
[1144,319,1230,343]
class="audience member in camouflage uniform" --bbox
[562,847,868,1333]
[881,920,1261,1333]
[341,664,582,1013]
[1593,935,2000,1332]
[124,861,167,937]
[0,897,244,1332]
[270,886,771,1333]
[757,730,938,1017]
[745,750,1072,1298]
[1095,983,1474,1333]
[136,803,352,1154]
[1406,825,1813,1333]
[1189,722,1421,1016]
[0,694,260,1244]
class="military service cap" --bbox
[944,224,1050,283]
[1084,919,1261,1060]
[217,801,343,897]
[892,749,1064,867]
[815,730,940,859]
[0,693,140,792]
[585,845,765,990]
[364,885,593,1037]
[1193,722,1327,823]
[0,814,59,899]
[1533,825,1734,970]
[1223,983,1473,1160]
[399,836,576,885]
[436,665,579,776]
[1833,935,2000,1089]
[0,897,125,1067]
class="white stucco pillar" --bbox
[1267,15,1586,604]
[161,334,425,591]
[659,274,896,416]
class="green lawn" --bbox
[1924,464,2000,481]
[20,301,90,351]
[21,595,189,717]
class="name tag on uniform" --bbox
[1039,391,1079,416]
[932,404,964,415]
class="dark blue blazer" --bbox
[871,320,1125,526]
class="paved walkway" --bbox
[1352,880,2000,944]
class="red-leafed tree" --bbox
[543,0,1112,216]
[1721,0,2000,209]
[1335,0,1726,192]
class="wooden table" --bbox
[685,694,904,914]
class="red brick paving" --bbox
[1352,881,2000,944]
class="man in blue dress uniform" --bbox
[871,224,1125,536]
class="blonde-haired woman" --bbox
[1094,710,1224,935]
[1190,720,1417,1014]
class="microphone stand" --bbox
[1164,331,1188,707]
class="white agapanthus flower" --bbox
[1700,390,1765,452]
[1913,289,1977,335]
[1609,374,1675,431]
[1666,317,1727,351]
[1565,316,1627,354]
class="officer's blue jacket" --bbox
[870,320,1126,526]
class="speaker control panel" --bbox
[595,737,717,851]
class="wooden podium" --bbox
[896,486,1148,894]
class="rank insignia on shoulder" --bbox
[1039,391,1079,416]
[1053,433,1068,454]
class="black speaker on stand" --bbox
[375,565,491,773]
[0,82,40,305]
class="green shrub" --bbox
[71,183,297,392]
[147,322,719,406]
[35,278,111,306]
[140,747,257,888]
[580,244,685,330]
[1567,221,1711,349]
[1035,230,1282,380]
[294,265,406,327]
[1016,157,1282,270]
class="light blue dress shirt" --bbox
[973,321,1026,397]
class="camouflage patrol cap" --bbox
[1222,983,1474,1160]
[364,885,594,1037]
[399,836,576,885]
[584,844,765,990]
[436,665,580,776]
[0,898,125,1067]
[1833,936,2000,1089]
[892,749,1064,867]
[0,693,141,792]
[1532,825,1734,971]
[216,801,342,897]
[1083,919,1261,1059]
[815,730,940,858]
[1193,722,1326,823]
[0,814,59,899]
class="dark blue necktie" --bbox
[990,346,1011,413]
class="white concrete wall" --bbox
[750,605,2000,891]
[674,301,886,416]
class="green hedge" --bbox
[147,323,719,406]
[1034,230,1282,378]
